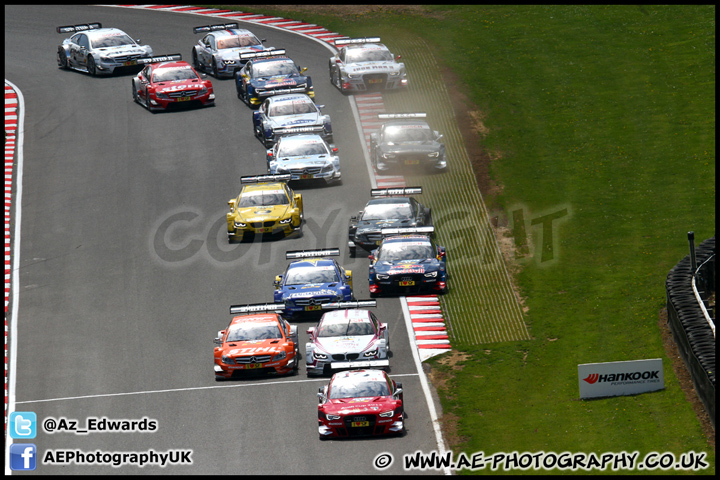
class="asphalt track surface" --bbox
[5,4,445,475]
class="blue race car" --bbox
[368,228,448,297]
[236,50,314,107]
[274,249,354,318]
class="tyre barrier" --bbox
[665,236,715,429]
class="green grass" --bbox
[214,5,715,473]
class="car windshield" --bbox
[277,141,328,157]
[284,266,338,285]
[152,67,198,83]
[383,125,431,143]
[346,48,393,63]
[329,378,390,399]
[378,241,434,262]
[226,322,282,342]
[237,190,288,207]
[361,203,412,221]
[253,60,299,78]
[91,34,136,48]
[217,35,262,49]
[269,102,317,116]
[319,319,374,337]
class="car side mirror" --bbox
[274,275,283,287]
[395,54,402,61]
[300,67,308,74]
[393,388,403,399]
[228,199,236,212]
[368,254,374,261]
[345,270,352,280]
[214,330,225,345]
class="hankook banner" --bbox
[578,359,664,399]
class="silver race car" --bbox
[191,22,273,78]
[56,23,153,75]
[305,301,390,376]
[370,113,447,172]
[329,37,407,93]
[253,94,332,147]
[267,134,341,184]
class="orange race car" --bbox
[214,303,299,380]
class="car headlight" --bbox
[424,271,438,278]
[199,86,208,95]
[221,355,234,365]
[382,153,396,159]
[379,410,394,418]
[375,274,389,280]
[272,350,286,362]
[427,152,440,158]
[389,71,400,77]
[363,349,378,358]
[223,59,236,65]
[326,413,341,420]
[279,218,292,224]
[321,164,334,173]
[156,92,169,99]
[100,56,114,62]
[313,351,328,360]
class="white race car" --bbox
[253,94,332,147]
[329,37,407,93]
[306,302,389,376]
[57,22,153,75]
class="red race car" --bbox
[214,303,299,380]
[317,369,404,439]
[132,54,215,112]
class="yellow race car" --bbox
[227,174,303,242]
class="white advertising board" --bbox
[578,358,664,399]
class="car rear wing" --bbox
[381,226,435,236]
[229,302,286,315]
[193,22,239,34]
[377,113,427,119]
[370,186,423,197]
[56,23,102,34]
[240,174,292,184]
[286,248,340,259]
[321,300,377,310]
[240,49,286,61]
[334,37,381,46]
[135,54,182,65]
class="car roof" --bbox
[211,28,257,38]
[278,134,325,145]
[366,197,412,206]
[321,309,372,323]
[288,258,337,267]
[332,369,387,383]
[345,42,388,51]
[85,28,130,38]
[229,313,281,325]
[269,94,313,104]
[152,61,192,70]
[241,182,287,194]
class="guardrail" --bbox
[665,234,715,429]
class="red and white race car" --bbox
[317,369,404,439]
[132,55,214,112]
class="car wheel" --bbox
[425,208,433,227]
[57,47,68,69]
[192,49,201,70]
[212,57,219,77]
[214,375,226,382]
[131,79,139,104]
[332,69,343,93]
[86,56,96,76]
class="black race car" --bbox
[370,113,447,172]
[348,187,432,257]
